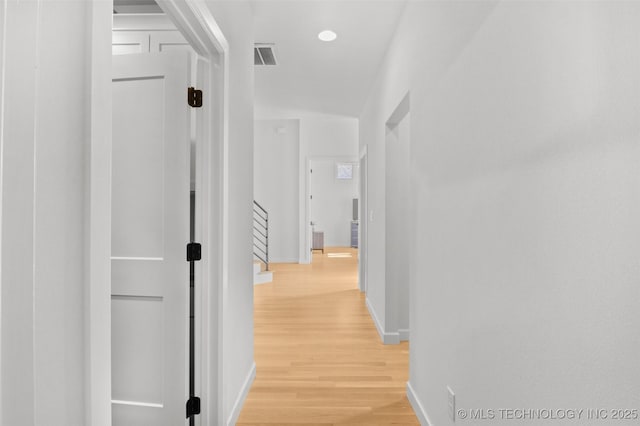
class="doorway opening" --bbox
[88,2,228,425]
[111,11,202,425]
[307,157,359,262]
[385,93,411,342]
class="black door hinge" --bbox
[186,396,201,418]
[187,242,202,262]
[188,87,203,108]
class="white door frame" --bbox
[87,2,229,425]
[358,145,368,293]
[305,155,359,256]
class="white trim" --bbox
[111,400,163,409]
[399,328,410,341]
[254,272,274,285]
[113,13,178,31]
[86,2,114,426]
[226,362,256,426]
[406,381,433,426]
[193,56,207,426]
[359,143,368,160]
[110,256,163,261]
[297,119,307,264]
[386,91,411,129]
[358,146,368,293]
[155,3,229,426]
[158,0,229,58]
[365,297,399,345]
[0,0,6,419]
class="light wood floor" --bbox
[237,247,419,425]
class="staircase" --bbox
[253,200,273,284]
[253,260,272,285]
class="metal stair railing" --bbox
[253,200,269,271]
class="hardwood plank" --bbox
[238,248,419,425]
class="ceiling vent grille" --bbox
[254,45,277,66]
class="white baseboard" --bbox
[365,298,400,345]
[399,328,410,341]
[226,362,256,426]
[253,270,273,285]
[407,381,433,426]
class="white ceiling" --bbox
[252,1,406,118]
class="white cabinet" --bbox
[351,221,358,248]
[113,30,192,55]
[112,14,193,56]
[112,15,197,86]
[112,31,149,55]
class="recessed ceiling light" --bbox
[318,30,337,42]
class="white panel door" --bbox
[150,31,189,53]
[112,31,150,55]
[111,52,190,426]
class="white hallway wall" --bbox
[1,1,88,424]
[254,119,300,263]
[205,2,256,424]
[361,1,640,425]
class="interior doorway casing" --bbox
[87,2,229,425]
[359,145,368,293]
[384,92,411,343]
[305,156,359,255]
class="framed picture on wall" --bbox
[336,163,353,180]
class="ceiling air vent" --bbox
[254,44,277,66]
